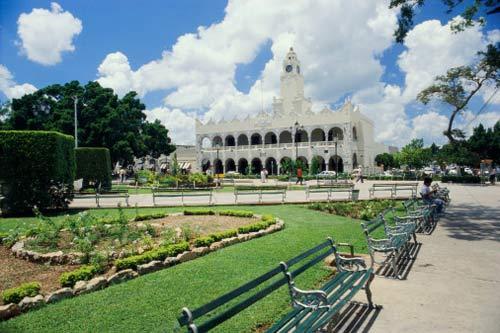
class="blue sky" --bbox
[0,1,498,145]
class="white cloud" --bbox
[0,65,37,99]
[145,107,196,145]
[96,1,497,146]
[354,18,497,146]
[96,0,398,142]
[17,2,82,65]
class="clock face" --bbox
[285,65,293,72]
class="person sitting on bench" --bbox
[421,177,444,214]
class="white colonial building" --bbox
[195,47,388,175]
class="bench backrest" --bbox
[372,183,395,188]
[177,239,336,332]
[361,216,385,235]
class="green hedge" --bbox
[0,130,75,215]
[59,265,100,287]
[218,210,254,218]
[75,147,112,190]
[2,282,41,304]
[192,229,239,247]
[441,175,481,183]
[115,242,189,271]
[237,219,277,234]
[133,212,168,221]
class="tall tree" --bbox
[390,0,499,43]
[418,44,499,143]
[3,81,175,164]
[375,153,398,170]
[398,138,432,169]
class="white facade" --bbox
[196,47,388,175]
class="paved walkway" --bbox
[338,183,500,333]
[70,180,420,208]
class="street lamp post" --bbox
[290,121,304,164]
[334,135,338,182]
[72,96,78,148]
[215,143,221,186]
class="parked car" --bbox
[423,167,435,175]
[317,170,336,178]
[463,167,473,175]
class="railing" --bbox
[201,140,344,152]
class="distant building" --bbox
[174,145,197,173]
[195,47,388,175]
[388,146,399,154]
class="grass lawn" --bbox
[0,204,377,333]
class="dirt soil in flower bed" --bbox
[0,245,81,305]
[145,215,257,234]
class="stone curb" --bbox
[1,218,284,322]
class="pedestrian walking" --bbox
[296,167,303,185]
[356,166,364,183]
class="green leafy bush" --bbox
[0,130,75,215]
[441,175,481,183]
[261,214,275,223]
[307,200,395,220]
[209,229,238,241]
[2,282,41,304]
[0,231,8,244]
[75,147,112,190]
[237,219,275,234]
[183,209,215,215]
[59,265,100,287]
[133,212,168,221]
[193,236,215,247]
[218,210,254,217]
[114,242,189,271]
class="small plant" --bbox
[2,282,41,304]
[89,252,109,273]
[193,236,215,247]
[2,229,20,248]
[60,265,99,287]
[74,237,94,264]
[180,225,200,241]
[160,227,178,246]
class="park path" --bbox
[341,183,500,333]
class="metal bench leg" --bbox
[365,272,375,308]
[96,195,100,208]
[392,251,399,279]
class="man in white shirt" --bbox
[421,177,444,213]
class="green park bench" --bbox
[152,187,213,206]
[234,185,287,204]
[361,215,414,279]
[177,238,375,332]
[368,183,396,199]
[306,183,355,201]
[394,182,418,197]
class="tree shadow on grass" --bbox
[439,204,500,242]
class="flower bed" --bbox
[308,200,396,220]
[0,209,285,321]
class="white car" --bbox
[423,167,434,175]
[317,170,336,178]
[463,167,473,175]
[448,169,458,175]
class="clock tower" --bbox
[273,47,311,117]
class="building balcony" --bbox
[200,140,345,153]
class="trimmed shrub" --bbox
[209,229,238,241]
[193,236,215,247]
[115,242,189,271]
[2,282,41,304]
[59,265,100,288]
[237,221,274,234]
[441,175,481,183]
[0,130,75,215]
[75,148,112,190]
[261,214,275,223]
[133,212,168,221]
[218,210,254,218]
[183,209,215,216]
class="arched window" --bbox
[352,126,357,140]
[238,158,249,174]
[279,130,292,144]
[327,127,343,141]
[225,135,235,146]
[237,134,249,146]
[264,132,277,144]
[225,158,236,172]
[250,133,262,145]
[213,136,223,147]
[295,129,308,143]
[311,128,326,142]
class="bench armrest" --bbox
[289,286,329,310]
[334,254,367,272]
